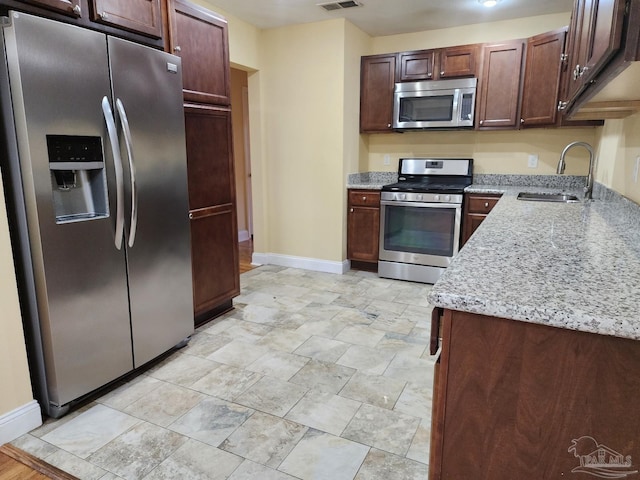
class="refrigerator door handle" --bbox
[115,98,137,248]
[101,96,125,250]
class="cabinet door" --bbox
[461,194,501,246]
[21,0,82,17]
[347,205,380,262]
[190,206,240,316]
[477,41,525,129]
[461,213,487,246]
[360,54,396,133]
[564,0,592,103]
[398,50,435,81]
[184,104,235,208]
[439,44,479,78]
[520,29,566,127]
[582,0,626,83]
[168,0,231,105]
[184,104,239,315]
[90,0,162,37]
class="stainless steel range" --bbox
[379,158,473,284]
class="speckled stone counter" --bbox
[347,172,396,190]
[429,184,640,341]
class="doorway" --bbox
[230,68,253,269]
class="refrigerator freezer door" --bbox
[107,37,193,367]
[2,12,133,406]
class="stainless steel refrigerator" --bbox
[0,11,193,418]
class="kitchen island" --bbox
[427,186,640,480]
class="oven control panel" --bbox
[381,191,463,204]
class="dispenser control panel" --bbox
[47,135,104,169]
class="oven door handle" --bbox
[380,200,462,209]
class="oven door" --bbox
[379,200,462,268]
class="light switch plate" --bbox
[634,156,640,183]
[384,154,391,166]
[528,154,538,169]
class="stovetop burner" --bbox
[381,157,473,195]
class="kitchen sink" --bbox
[517,192,580,203]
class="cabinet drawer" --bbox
[467,194,501,214]
[349,190,380,207]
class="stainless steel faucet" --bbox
[557,141,595,200]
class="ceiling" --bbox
[203,0,574,37]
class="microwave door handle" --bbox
[452,89,461,127]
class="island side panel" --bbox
[431,309,640,480]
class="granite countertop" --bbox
[347,172,397,190]
[428,184,640,341]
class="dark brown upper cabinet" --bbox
[520,29,567,127]
[20,0,82,17]
[360,53,396,133]
[397,44,479,82]
[398,50,435,81]
[90,0,162,38]
[167,0,231,105]
[439,44,479,78]
[561,0,630,114]
[476,40,525,129]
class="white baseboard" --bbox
[238,230,250,242]
[252,252,350,275]
[0,400,42,445]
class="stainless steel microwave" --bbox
[393,77,477,129]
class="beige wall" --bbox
[371,12,570,54]
[190,1,261,70]
[0,169,34,417]
[367,128,599,175]
[595,113,640,204]
[257,19,352,262]
[342,21,372,258]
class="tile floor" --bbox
[12,266,436,480]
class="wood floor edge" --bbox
[0,444,79,480]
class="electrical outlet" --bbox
[634,156,640,183]
[528,154,538,169]
[384,154,391,166]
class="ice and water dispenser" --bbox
[47,135,109,223]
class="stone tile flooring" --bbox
[12,266,435,480]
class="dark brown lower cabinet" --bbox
[461,193,501,246]
[430,309,640,479]
[184,103,239,321]
[190,205,239,317]
[347,189,380,267]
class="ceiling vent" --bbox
[318,1,362,12]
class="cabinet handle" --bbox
[572,64,581,80]
[174,46,182,53]
[72,4,81,16]
[484,202,489,208]
[387,123,391,128]
[479,120,484,125]
[362,196,367,201]
[350,208,354,213]
[189,212,193,219]
[440,71,445,76]
[520,118,524,124]
[100,11,108,20]
[427,73,432,78]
